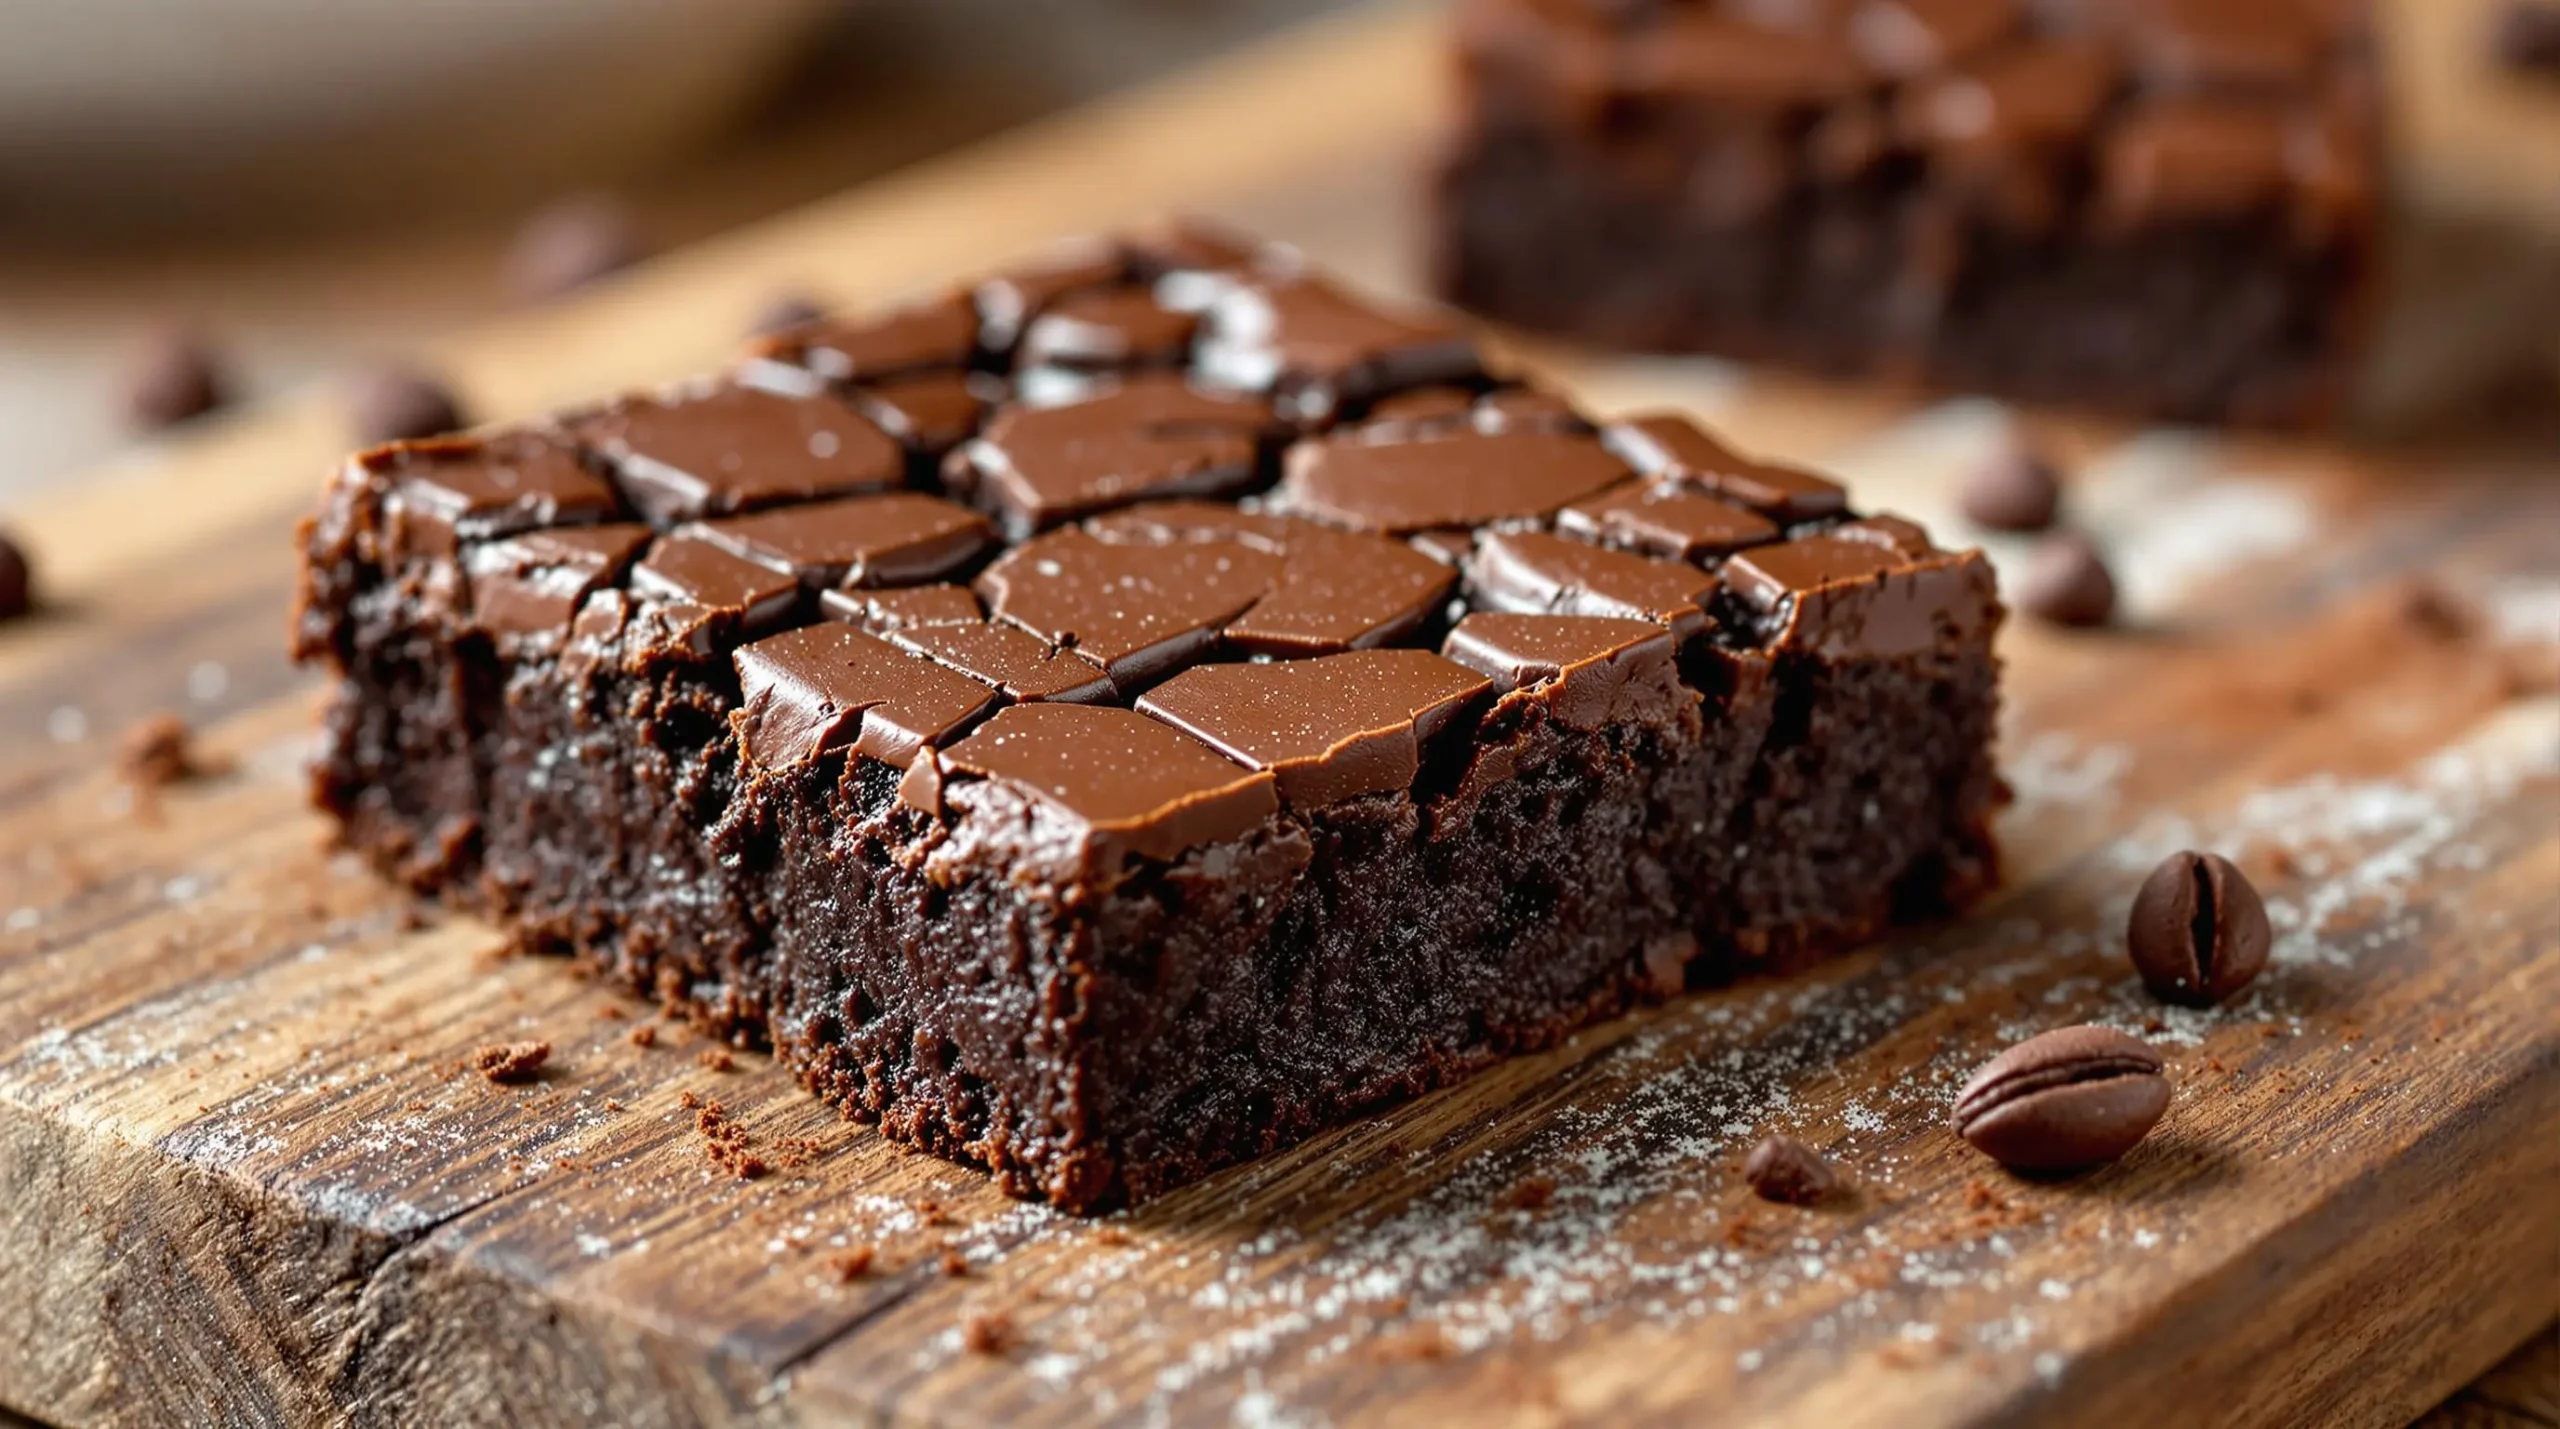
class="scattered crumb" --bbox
[594,1004,626,1021]
[961,1309,1015,1355]
[628,1025,657,1049]
[1497,1176,1557,1213]
[696,1047,736,1073]
[469,1041,550,1085]
[825,1245,877,1283]
[1371,1327,1452,1362]
[916,1198,953,1227]
[119,714,206,790]
[695,1099,767,1180]
[1090,1225,1129,1246]
[771,1135,825,1171]
[678,1089,702,1110]
[2398,580,2476,641]
[939,1246,971,1278]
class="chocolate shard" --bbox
[921,702,1280,868]
[948,374,1275,539]
[687,492,994,590]
[1137,648,1493,809]
[1442,612,1692,731]
[571,376,907,527]
[1464,529,1718,639]
[733,623,1001,769]
[1280,428,1630,534]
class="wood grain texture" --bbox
[3,6,2557,1427]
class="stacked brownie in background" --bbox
[293,226,2005,1211]
[1436,0,2383,425]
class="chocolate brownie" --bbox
[1435,0,2384,426]
[292,225,2005,1211]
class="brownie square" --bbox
[292,226,2004,1210]
[1435,0,2384,426]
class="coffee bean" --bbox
[2491,1,2560,75]
[751,293,827,338]
[0,531,32,622]
[1959,442,2063,532]
[2127,850,2271,1006]
[506,194,647,302]
[1742,1134,1836,1205]
[1952,1026,2169,1171]
[2017,530,2117,627]
[124,326,228,430]
[347,364,468,445]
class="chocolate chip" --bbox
[1952,1026,2169,1172]
[1958,443,2063,532]
[506,193,647,302]
[2017,530,2116,627]
[751,293,827,338]
[1742,1134,1836,1205]
[123,326,228,429]
[347,364,467,445]
[2491,2,2560,75]
[2127,850,2271,1006]
[0,531,31,622]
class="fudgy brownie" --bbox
[293,225,2005,1211]
[1436,0,2383,426]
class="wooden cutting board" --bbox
[2,7,2554,1427]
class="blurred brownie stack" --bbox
[1435,0,2383,424]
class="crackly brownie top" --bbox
[316,222,1997,872]
[1454,0,2378,247]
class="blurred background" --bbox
[0,0,1364,500]
[0,0,2554,499]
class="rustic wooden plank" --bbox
[1,4,2556,1427]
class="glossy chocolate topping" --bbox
[732,622,1000,768]
[750,293,981,383]
[1556,481,1781,560]
[1600,415,1848,522]
[1465,529,1718,638]
[1196,275,1483,421]
[1137,649,1493,809]
[1018,287,1202,371]
[628,533,805,656]
[1281,427,1631,534]
[573,377,907,526]
[847,371,1001,459]
[976,528,1285,688]
[818,582,984,631]
[465,523,652,641]
[918,702,1280,866]
[950,374,1274,538]
[1441,612,1691,731]
[373,433,621,560]
[688,492,993,589]
[889,620,1117,704]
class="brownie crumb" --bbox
[124,326,230,429]
[1090,1225,1130,1246]
[1372,1327,1452,1362]
[961,1309,1015,1355]
[629,1025,658,1049]
[2398,580,2476,641]
[470,1041,551,1085]
[1742,1134,1837,1205]
[916,1198,953,1228]
[119,714,204,789]
[696,1047,737,1073]
[938,1246,971,1278]
[594,1004,627,1021]
[1498,1175,1557,1212]
[695,1098,768,1180]
[825,1244,877,1282]
[678,1089,703,1110]
[771,1136,826,1171]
